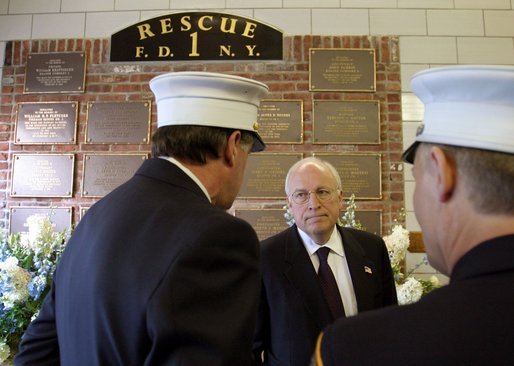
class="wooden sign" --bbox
[110,12,283,61]
[24,52,86,94]
[310,48,376,92]
[15,102,78,144]
[10,154,74,197]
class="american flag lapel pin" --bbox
[364,266,372,274]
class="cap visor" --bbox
[401,141,420,164]
[251,132,266,152]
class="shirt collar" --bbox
[159,156,211,203]
[297,226,344,257]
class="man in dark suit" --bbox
[253,157,397,366]
[14,72,269,366]
[314,65,514,365]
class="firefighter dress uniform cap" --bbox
[149,71,269,152]
[402,65,514,163]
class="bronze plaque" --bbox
[309,48,376,92]
[257,100,303,144]
[9,207,72,234]
[314,153,382,199]
[355,210,382,236]
[313,100,380,144]
[86,101,151,144]
[15,102,78,144]
[82,154,148,197]
[10,154,74,197]
[235,209,289,241]
[239,153,303,198]
[80,206,90,220]
[24,52,86,94]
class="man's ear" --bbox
[429,146,456,203]
[224,130,242,167]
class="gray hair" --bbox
[285,157,342,195]
[419,143,514,214]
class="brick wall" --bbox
[0,35,404,234]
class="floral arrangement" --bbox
[0,214,71,364]
[382,220,440,305]
[338,194,363,230]
[283,194,439,305]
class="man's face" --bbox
[219,145,250,210]
[287,162,343,244]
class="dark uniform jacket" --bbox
[15,158,261,366]
[253,225,397,366]
[317,235,514,366]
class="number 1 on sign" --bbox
[189,32,199,57]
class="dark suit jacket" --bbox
[15,158,261,366]
[253,225,397,366]
[318,235,514,366]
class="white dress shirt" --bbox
[298,226,358,316]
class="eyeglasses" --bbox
[289,188,338,205]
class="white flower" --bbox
[283,205,295,227]
[26,215,55,255]
[0,341,10,363]
[383,224,410,269]
[0,257,31,309]
[396,277,423,305]
[429,275,440,286]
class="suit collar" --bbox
[340,227,382,311]
[135,158,210,203]
[158,156,211,202]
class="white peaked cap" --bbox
[149,71,269,152]
[402,65,514,163]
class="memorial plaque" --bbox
[80,206,90,220]
[9,207,72,234]
[24,52,86,94]
[313,100,380,144]
[257,100,303,144]
[309,48,376,92]
[314,153,382,199]
[15,102,78,144]
[235,209,289,241]
[239,153,303,198]
[354,210,382,236]
[10,154,74,197]
[86,101,152,144]
[82,154,148,197]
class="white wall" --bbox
[1,0,514,282]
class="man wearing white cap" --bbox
[15,72,268,366]
[312,65,514,365]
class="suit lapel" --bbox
[339,227,377,312]
[283,226,333,327]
